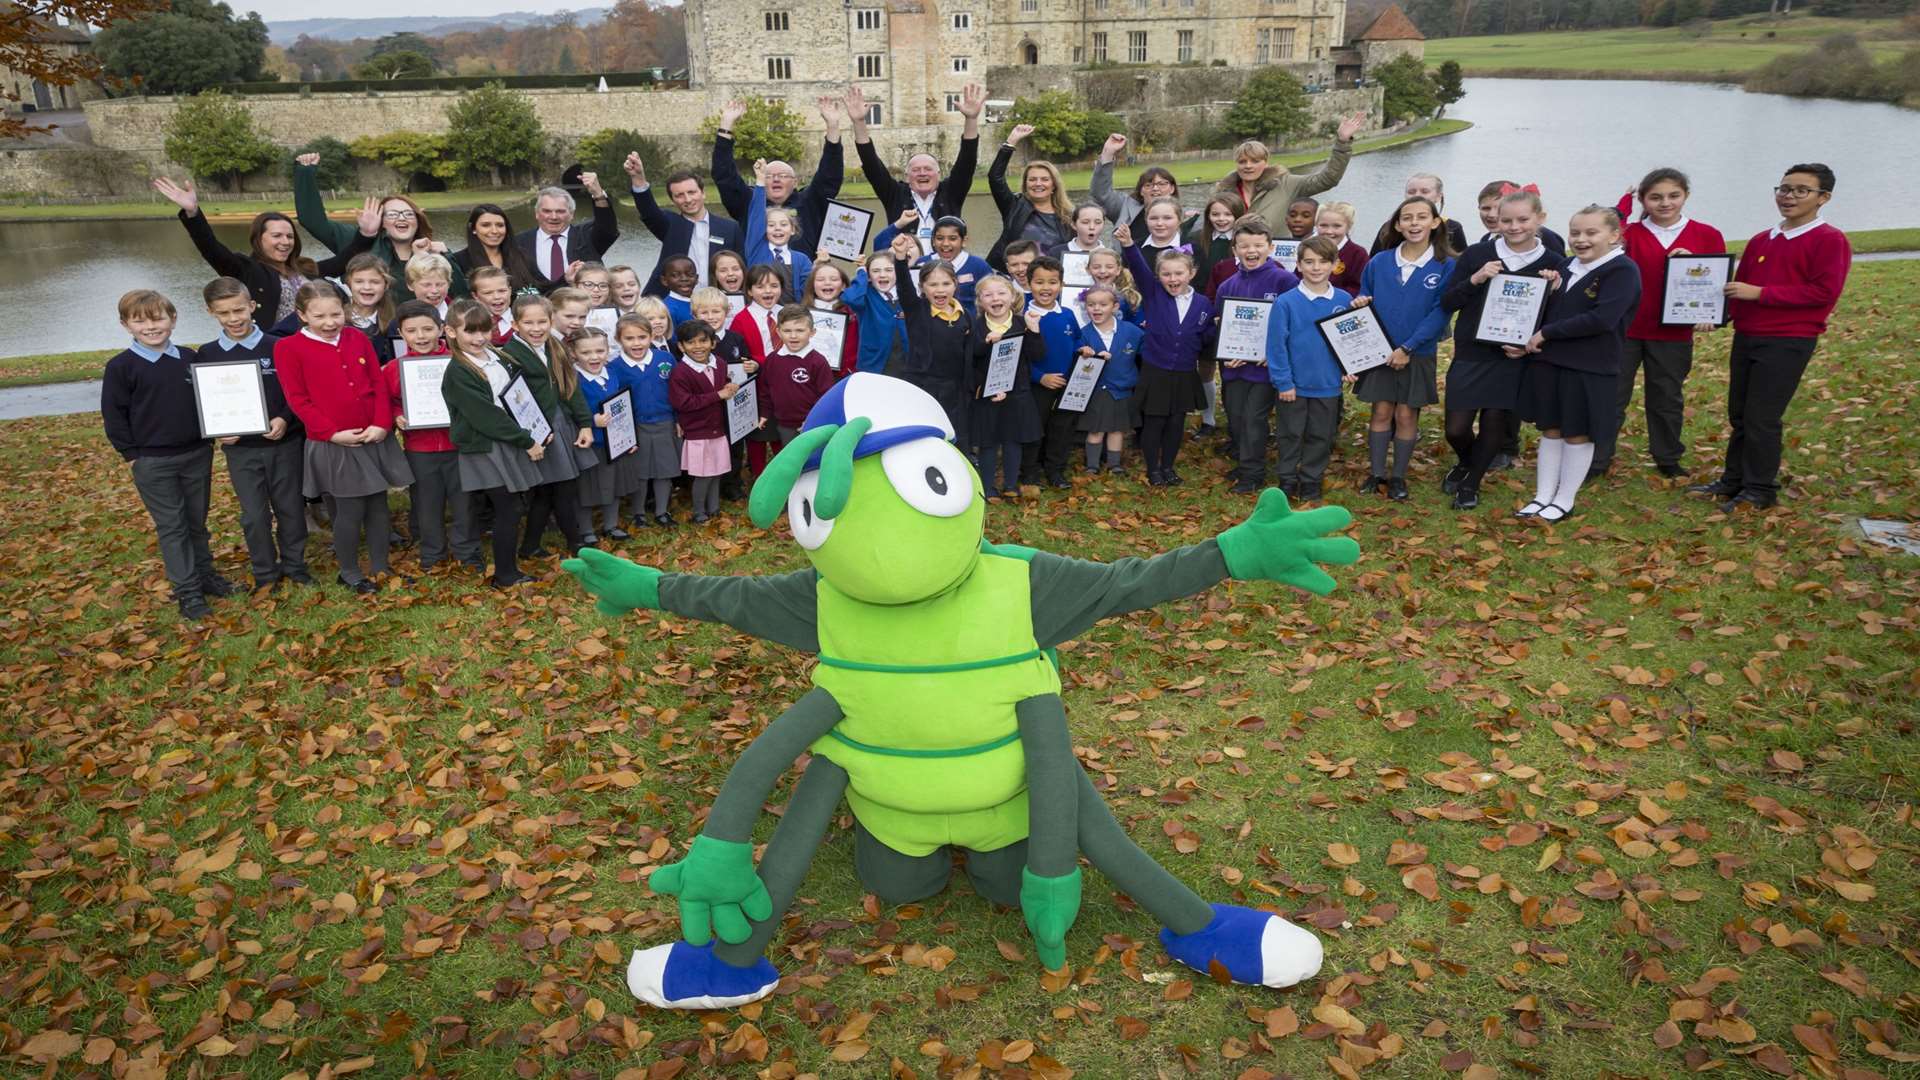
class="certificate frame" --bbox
[1214,297,1273,363]
[810,309,850,370]
[498,372,553,446]
[1270,238,1301,273]
[398,355,452,430]
[1314,305,1398,377]
[726,376,761,444]
[191,359,271,439]
[1661,252,1735,327]
[1057,354,1105,412]
[820,200,876,262]
[1474,273,1551,347]
[1060,251,1094,287]
[981,336,1023,397]
[604,388,637,459]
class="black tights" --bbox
[479,487,522,581]
[522,478,585,556]
[1444,407,1511,489]
[1140,411,1186,476]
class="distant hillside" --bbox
[267,9,613,45]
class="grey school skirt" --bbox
[302,437,413,499]
[1076,388,1138,432]
[1354,353,1439,408]
[531,406,582,484]
[614,420,682,493]
[578,444,617,506]
[459,442,543,494]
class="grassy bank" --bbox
[1425,14,1907,77]
[0,120,1472,225]
[0,259,1915,1078]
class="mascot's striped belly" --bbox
[809,553,1061,856]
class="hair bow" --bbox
[1499,183,1541,196]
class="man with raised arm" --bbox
[624,152,744,294]
[516,173,620,293]
[848,83,986,249]
[711,97,846,253]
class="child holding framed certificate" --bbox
[441,300,544,588]
[1265,237,1353,503]
[1353,197,1456,501]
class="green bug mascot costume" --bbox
[565,373,1360,1009]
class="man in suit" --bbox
[516,172,620,293]
[848,82,986,251]
[711,96,845,253]
[624,153,743,295]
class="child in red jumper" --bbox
[761,305,837,443]
[1690,163,1850,512]
[1596,168,1727,478]
[669,320,746,523]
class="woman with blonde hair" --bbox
[986,124,1075,270]
[1211,113,1366,232]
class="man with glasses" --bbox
[1689,163,1851,512]
[516,172,620,293]
[710,96,846,253]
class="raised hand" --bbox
[151,176,198,215]
[562,546,664,615]
[958,82,986,118]
[844,83,868,116]
[817,94,841,122]
[623,151,647,188]
[894,207,920,231]
[579,171,606,201]
[295,152,320,168]
[647,835,775,947]
[1215,488,1361,595]
[752,158,768,186]
[721,99,748,129]
[1336,111,1366,142]
[1006,123,1036,146]
[1112,221,1133,247]
[1100,132,1127,161]
[357,196,382,236]
[889,233,920,261]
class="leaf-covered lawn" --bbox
[1,263,1916,1079]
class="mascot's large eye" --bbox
[880,439,973,518]
[786,469,835,550]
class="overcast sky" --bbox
[243,0,624,25]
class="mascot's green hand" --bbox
[1020,868,1082,972]
[1216,488,1361,596]
[562,547,664,617]
[646,835,774,946]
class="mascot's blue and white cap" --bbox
[798,373,953,470]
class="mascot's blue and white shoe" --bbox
[626,942,781,1009]
[1160,904,1324,988]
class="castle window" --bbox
[1255,28,1270,62]
[865,103,883,125]
[856,8,882,30]
[945,92,963,112]
[952,56,971,73]
[951,11,973,29]
[1277,26,1295,59]
[1176,30,1192,61]
[857,53,884,78]
[1095,0,1109,8]
[1073,45,1084,62]
[1127,31,1147,63]
[764,11,789,30]
[1181,0,1195,7]
[766,56,793,80]
[1021,0,1038,12]
[1091,32,1107,62]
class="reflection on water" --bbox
[4,79,1915,358]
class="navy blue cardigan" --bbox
[1535,255,1643,375]
[1443,239,1570,365]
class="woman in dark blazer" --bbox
[151,177,378,328]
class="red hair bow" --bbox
[1499,183,1541,196]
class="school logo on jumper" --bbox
[1423,273,1443,288]
[790,368,813,384]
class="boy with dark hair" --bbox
[202,277,309,591]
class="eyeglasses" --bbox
[383,209,417,220]
[1772,186,1827,198]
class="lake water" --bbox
[5,78,1915,358]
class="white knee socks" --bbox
[1542,441,1595,521]
[1531,437,1564,510]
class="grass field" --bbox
[0,260,1915,1077]
[0,121,1471,225]
[1425,14,1910,77]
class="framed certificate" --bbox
[726,377,761,444]
[1270,238,1301,273]
[982,336,1023,396]
[585,307,621,341]
[820,200,876,262]
[398,355,452,430]
[1475,273,1551,347]
[1060,251,1094,287]
[1315,305,1396,377]
[498,372,553,446]
[1057,354,1105,412]
[191,360,270,438]
[604,388,637,459]
[1214,297,1272,363]
[1662,252,1734,326]
[810,309,849,370]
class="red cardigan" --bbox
[277,327,393,442]
[1730,222,1852,338]
[1619,218,1727,341]
[668,359,730,439]
[382,348,454,453]
[728,304,780,364]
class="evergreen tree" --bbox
[444,82,544,187]
[1223,69,1312,144]
[95,0,270,94]
[162,90,277,190]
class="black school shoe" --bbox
[608,527,632,541]
[1231,480,1261,495]
[1364,475,1388,496]
[1486,452,1515,472]
[1688,479,1741,498]
[177,594,213,622]
[1442,464,1469,494]
[200,574,239,598]
[1656,462,1688,479]
[1719,491,1778,513]
[490,571,534,589]
[1450,486,1480,510]
[1296,482,1323,502]
[1387,477,1410,501]
[286,569,316,586]
[336,573,377,594]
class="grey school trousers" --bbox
[1275,395,1341,486]
[130,444,216,599]
[223,440,309,582]
[404,449,476,567]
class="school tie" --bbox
[773,247,788,268]
[766,312,779,353]
[548,235,564,282]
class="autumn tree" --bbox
[1,0,168,138]
[94,0,270,95]
[349,131,461,191]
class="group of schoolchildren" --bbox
[104,134,1851,622]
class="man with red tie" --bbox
[516,171,621,294]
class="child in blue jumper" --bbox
[1075,284,1144,474]
[1265,236,1354,502]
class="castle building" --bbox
[682,0,1356,128]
